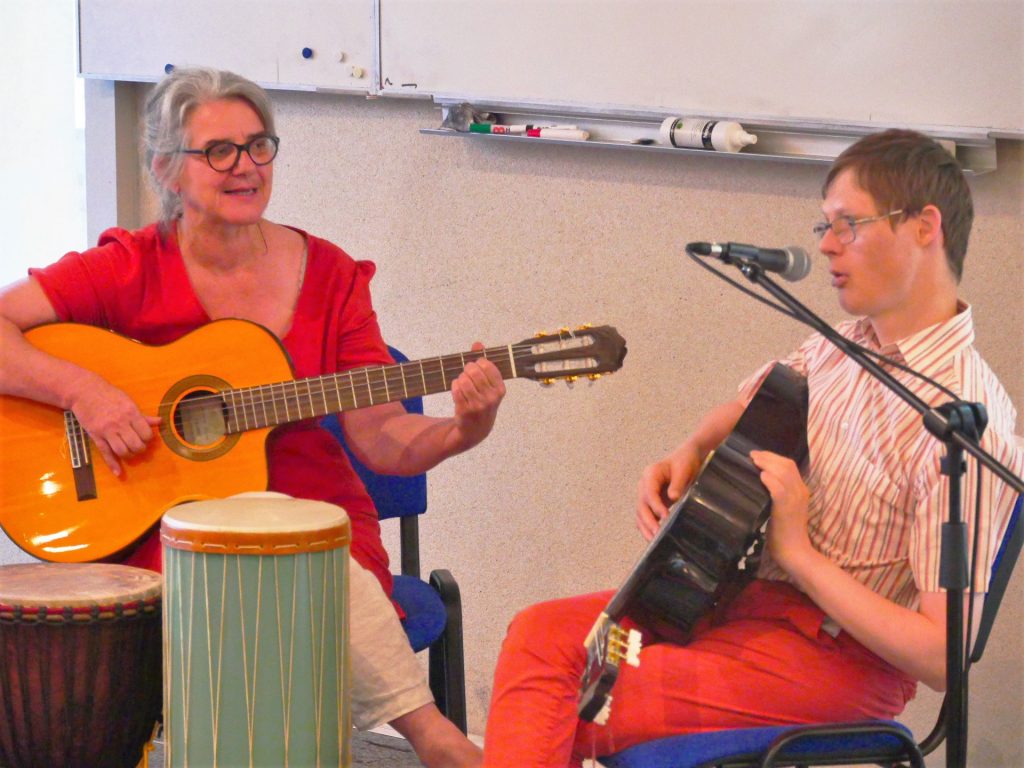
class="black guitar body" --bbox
[578,363,809,722]
[608,362,809,646]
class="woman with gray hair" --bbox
[0,66,500,767]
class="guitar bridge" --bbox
[64,410,97,502]
[607,625,643,668]
[578,616,643,725]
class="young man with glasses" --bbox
[481,129,1023,767]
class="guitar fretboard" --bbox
[224,345,519,433]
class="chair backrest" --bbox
[320,346,428,577]
[970,436,1024,663]
[916,489,1024,757]
[320,346,427,521]
[970,492,1023,664]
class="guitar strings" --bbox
[61,350,521,434]
[164,345,525,405]
[150,339,590,413]
[64,337,605,437]
[220,345,540,429]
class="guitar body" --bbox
[579,363,808,723]
[0,321,293,562]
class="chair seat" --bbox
[393,574,448,652]
[600,721,916,768]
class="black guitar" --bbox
[578,363,809,724]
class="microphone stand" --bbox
[718,256,1024,768]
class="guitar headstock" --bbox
[514,325,627,384]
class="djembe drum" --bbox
[0,563,163,768]
[161,493,351,767]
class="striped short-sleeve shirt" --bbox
[741,302,1022,609]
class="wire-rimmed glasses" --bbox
[812,209,904,244]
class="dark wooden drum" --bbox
[0,563,163,768]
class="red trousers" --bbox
[483,580,916,767]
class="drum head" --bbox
[161,493,350,555]
[0,563,161,608]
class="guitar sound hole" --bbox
[173,390,228,447]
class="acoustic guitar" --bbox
[578,363,808,725]
[0,320,626,563]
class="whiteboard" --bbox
[379,0,1024,136]
[79,0,377,92]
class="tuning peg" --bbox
[588,373,602,381]
[576,323,593,330]
[535,330,548,338]
[564,375,579,386]
[540,378,555,386]
[559,326,571,334]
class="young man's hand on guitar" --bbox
[635,398,748,541]
[635,444,702,541]
[750,449,812,572]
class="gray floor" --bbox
[347,731,423,767]
[148,730,424,767]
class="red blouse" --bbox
[30,223,398,599]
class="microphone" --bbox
[688,241,811,282]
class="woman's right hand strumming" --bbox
[0,281,161,479]
[67,372,162,477]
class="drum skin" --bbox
[0,563,163,768]
[161,496,351,768]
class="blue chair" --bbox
[601,493,1023,768]
[321,346,468,733]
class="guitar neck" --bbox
[224,345,519,433]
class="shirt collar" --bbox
[851,301,975,373]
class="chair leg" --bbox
[429,568,468,734]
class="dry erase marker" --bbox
[510,124,578,132]
[468,123,535,134]
[504,124,579,134]
[469,123,578,134]
[526,128,590,140]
